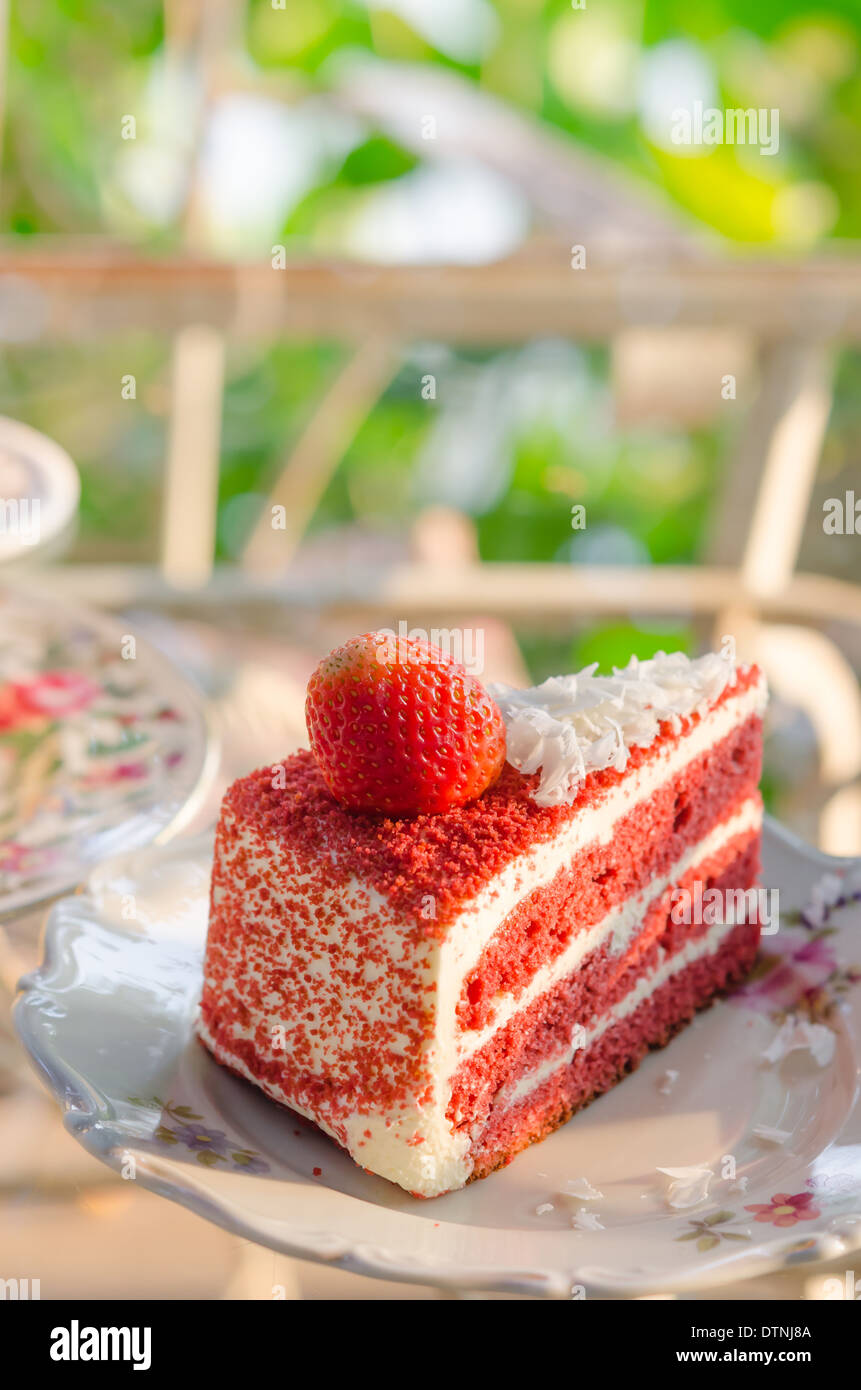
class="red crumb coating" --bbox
[199,796,439,1144]
[457,713,762,1030]
[448,833,760,1136]
[219,665,762,938]
[468,915,760,1182]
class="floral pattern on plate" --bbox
[0,587,210,917]
[128,1097,270,1174]
[735,863,861,1025]
[675,1208,752,1252]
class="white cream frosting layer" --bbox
[491,650,740,806]
[203,667,767,1197]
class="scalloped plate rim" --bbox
[13,815,861,1299]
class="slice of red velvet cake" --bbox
[198,638,767,1197]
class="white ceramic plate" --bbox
[0,416,80,564]
[0,585,214,919]
[15,820,861,1298]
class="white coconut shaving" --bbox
[803,865,861,927]
[490,650,738,807]
[804,872,846,928]
[570,1209,605,1232]
[658,1069,680,1095]
[657,1165,714,1209]
[762,1015,836,1068]
[560,1177,604,1201]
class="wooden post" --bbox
[709,340,834,587]
[738,344,833,597]
[160,324,225,589]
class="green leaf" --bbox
[196,1149,224,1167]
[339,135,418,186]
[675,1229,703,1242]
[0,726,52,758]
[722,1231,751,1241]
[87,729,148,757]
[154,1126,177,1144]
[697,1234,721,1253]
[704,1209,735,1226]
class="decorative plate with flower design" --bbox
[14,819,861,1297]
[0,585,212,919]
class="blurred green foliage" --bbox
[3,0,859,244]
[0,0,858,719]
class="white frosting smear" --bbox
[490,650,738,807]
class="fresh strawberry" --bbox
[305,632,507,815]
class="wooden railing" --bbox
[0,242,859,342]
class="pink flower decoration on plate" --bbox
[82,760,149,787]
[735,932,837,1014]
[0,683,39,732]
[745,1192,820,1227]
[14,669,101,719]
[0,841,55,876]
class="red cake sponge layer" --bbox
[468,915,760,1182]
[449,832,760,1136]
